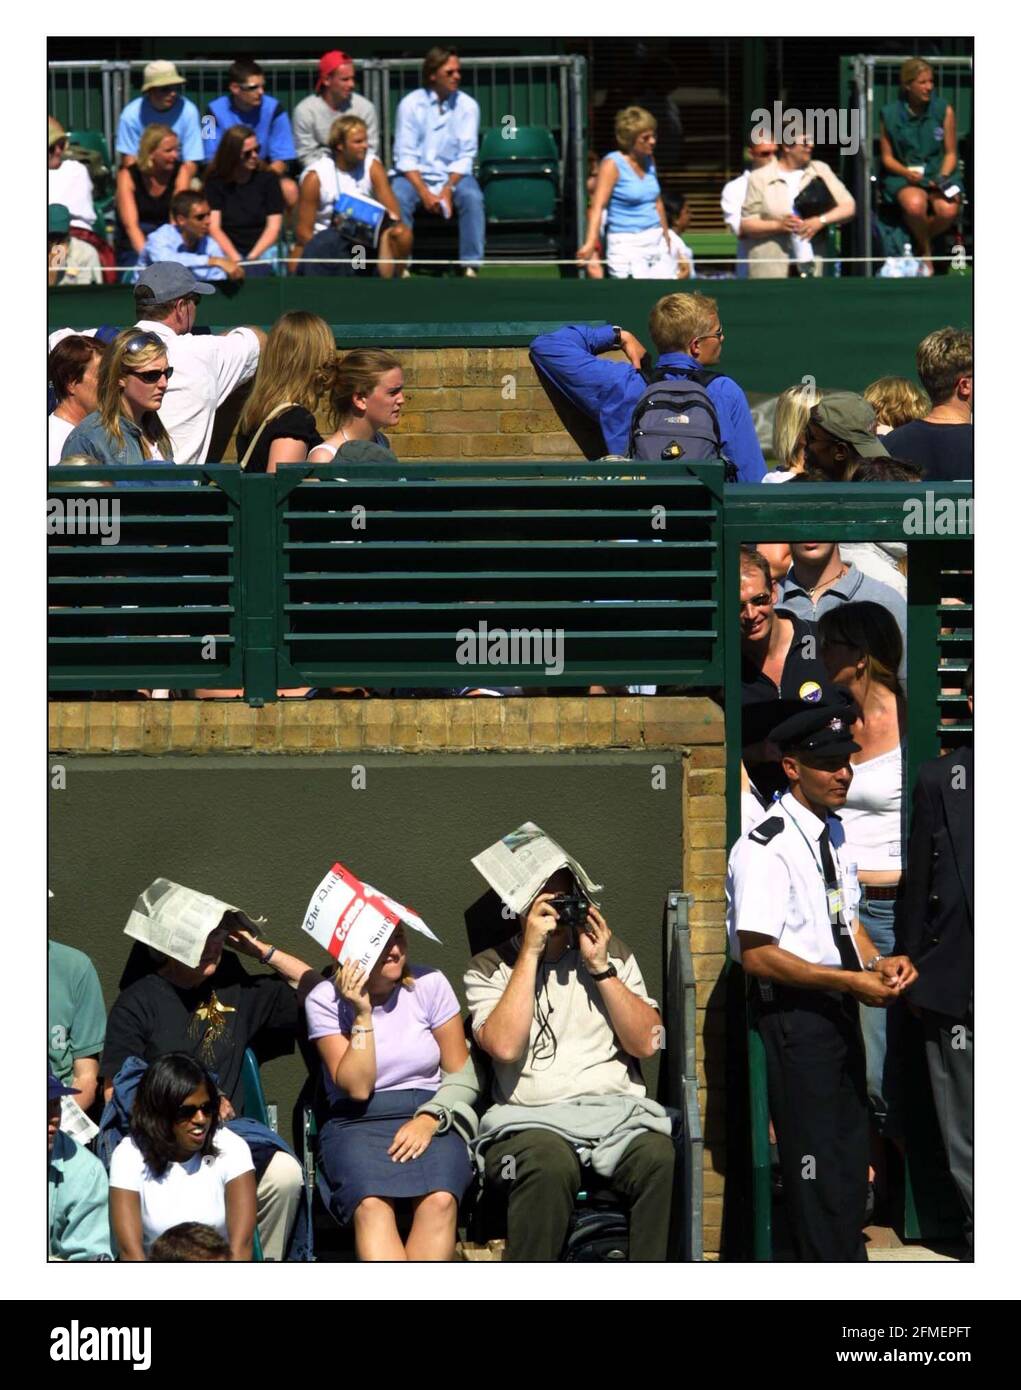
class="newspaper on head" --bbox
[123,878,265,969]
[471,822,603,917]
[301,863,439,975]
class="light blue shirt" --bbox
[605,150,662,233]
[133,223,227,282]
[116,94,205,163]
[392,87,479,189]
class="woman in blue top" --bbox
[61,328,174,479]
[578,106,671,279]
[879,58,961,274]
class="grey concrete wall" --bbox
[49,751,684,1134]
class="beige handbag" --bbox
[237,401,298,471]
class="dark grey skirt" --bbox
[317,1087,473,1226]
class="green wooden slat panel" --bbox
[50,636,236,647]
[284,600,712,612]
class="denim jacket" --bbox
[60,410,174,485]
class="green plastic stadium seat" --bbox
[479,126,558,227]
[479,125,558,165]
[66,128,113,172]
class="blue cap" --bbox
[48,1071,80,1100]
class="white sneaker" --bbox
[464,266,478,278]
[400,268,412,279]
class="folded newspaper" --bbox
[301,862,439,975]
[123,878,265,969]
[471,822,603,917]
[60,1094,99,1145]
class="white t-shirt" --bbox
[302,153,380,236]
[666,229,696,278]
[720,170,752,278]
[133,319,261,465]
[109,1126,254,1255]
[49,414,75,465]
[49,159,97,231]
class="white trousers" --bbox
[606,224,674,279]
[256,1151,304,1261]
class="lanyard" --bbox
[784,802,850,926]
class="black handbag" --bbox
[793,175,836,220]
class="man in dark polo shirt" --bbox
[886,328,972,482]
[739,545,834,803]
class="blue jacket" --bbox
[97,1056,312,1261]
[203,93,297,165]
[529,323,766,480]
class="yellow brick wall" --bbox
[49,693,728,1254]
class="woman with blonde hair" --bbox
[863,376,930,433]
[235,312,336,473]
[304,924,472,1260]
[765,380,821,482]
[309,349,404,460]
[577,106,672,278]
[61,328,173,475]
[114,124,188,272]
[879,59,961,274]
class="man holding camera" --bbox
[464,868,675,1260]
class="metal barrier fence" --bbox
[841,53,973,274]
[48,459,724,699]
[719,481,973,1258]
[47,55,589,248]
[664,890,704,1262]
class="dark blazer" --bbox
[897,746,973,1016]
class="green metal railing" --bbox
[720,482,973,1258]
[49,459,725,697]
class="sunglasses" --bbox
[51,138,68,152]
[174,1099,216,1122]
[155,85,182,95]
[127,365,174,384]
[242,146,260,158]
[740,592,773,611]
[238,82,265,93]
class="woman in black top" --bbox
[234,311,336,473]
[114,124,184,272]
[204,125,285,278]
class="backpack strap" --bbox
[237,401,299,471]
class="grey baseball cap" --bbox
[813,392,889,457]
[134,263,216,300]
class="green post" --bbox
[239,473,279,705]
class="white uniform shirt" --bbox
[108,1126,254,1255]
[726,791,862,968]
[133,319,261,465]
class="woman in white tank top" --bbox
[820,600,907,1202]
[294,115,411,278]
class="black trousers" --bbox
[756,986,869,1261]
[483,1127,676,1261]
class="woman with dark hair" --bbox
[204,125,284,276]
[109,1053,256,1260]
[304,924,472,1260]
[819,601,907,1211]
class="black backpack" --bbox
[562,1199,630,1261]
[628,366,737,480]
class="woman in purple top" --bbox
[304,924,471,1259]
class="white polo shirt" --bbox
[726,791,862,968]
[133,319,261,465]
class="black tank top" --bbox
[115,162,181,255]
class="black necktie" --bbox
[819,825,861,972]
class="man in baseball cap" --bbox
[115,58,204,184]
[293,47,379,167]
[804,391,890,479]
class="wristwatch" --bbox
[864,955,884,973]
[588,964,617,982]
[611,325,623,350]
[260,945,277,966]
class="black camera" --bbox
[547,893,591,940]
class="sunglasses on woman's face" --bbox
[127,365,174,384]
[52,138,68,153]
[242,146,260,158]
[174,1099,216,1121]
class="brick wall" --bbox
[49,694,728,1255]
[224,348,592,463]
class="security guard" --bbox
[726,700,918,1260]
